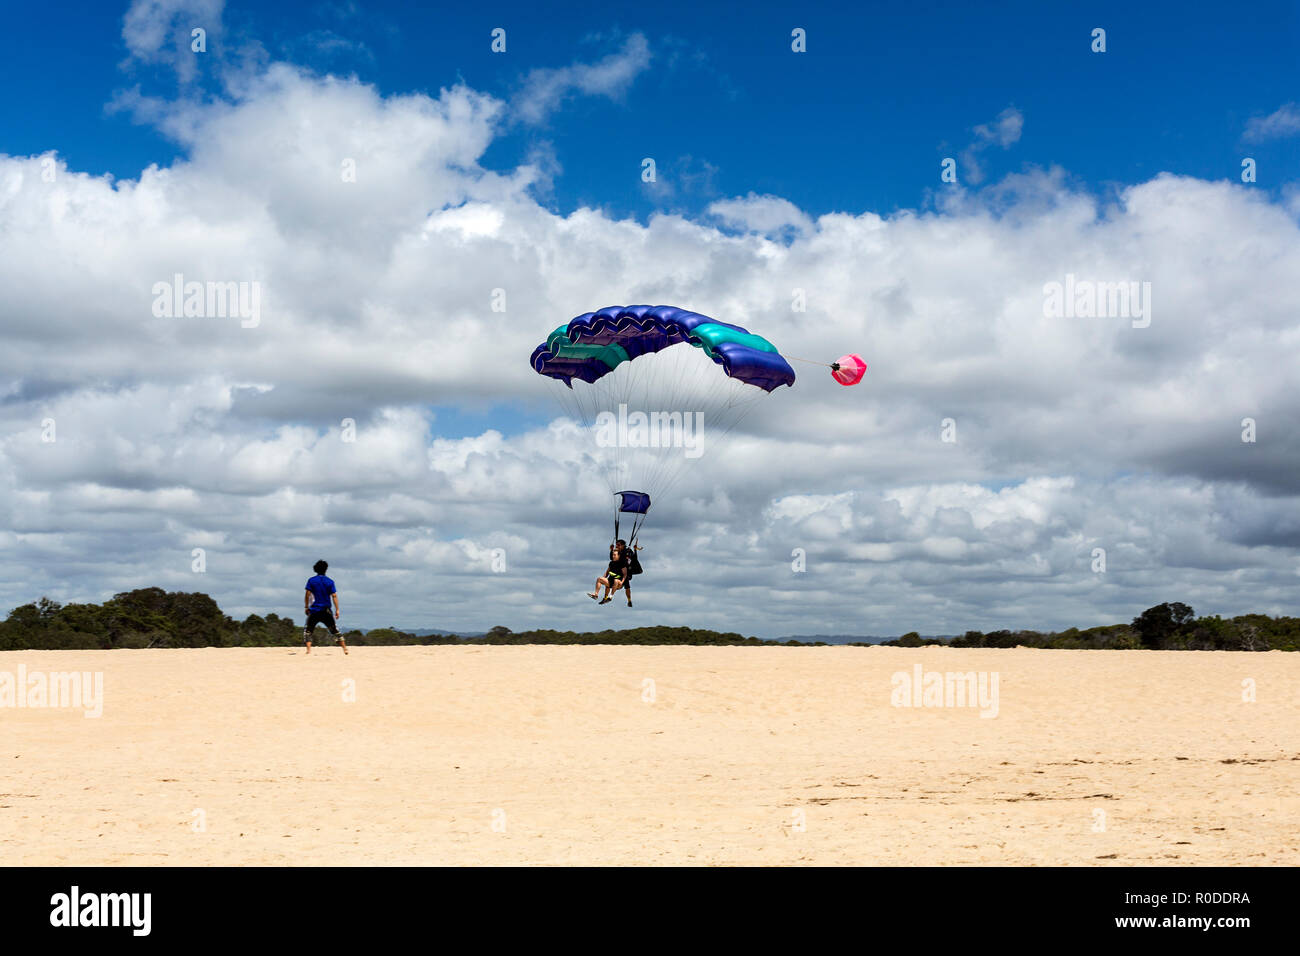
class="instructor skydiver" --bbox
[304,559,348,654]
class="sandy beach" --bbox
[1,645,1296,866]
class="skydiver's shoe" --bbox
[626,600,632,607]
[587,592,599,600]
[599,597,611,604]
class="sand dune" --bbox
[1,645,1296,865]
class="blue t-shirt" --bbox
[305,574,336,612]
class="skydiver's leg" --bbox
[600,574,620,603]
[624,580,632,607]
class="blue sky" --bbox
[0,1,1298,637]
[4,1,1296,221]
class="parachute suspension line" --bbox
[547,342,775,512]
[783,355,839,369]
[548,376,619,500]
[649,360,767,504]
[532,306,798,531]
[632,344,764,503]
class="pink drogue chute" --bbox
[831,354,867,386]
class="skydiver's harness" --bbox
[613,510,645,577]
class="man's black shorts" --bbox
[304,608,339,637]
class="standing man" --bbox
[304,559,348,655]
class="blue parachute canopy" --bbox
[616,491,652,514]
[530,305,796,392]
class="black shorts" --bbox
[304,609,339,636]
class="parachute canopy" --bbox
[531,305,796,393]
[831,353,868,386]
[615,490,652,515]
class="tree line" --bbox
[0,590,1295,651]
[882,602,1298,651]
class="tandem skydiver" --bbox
[587,539,643,607]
